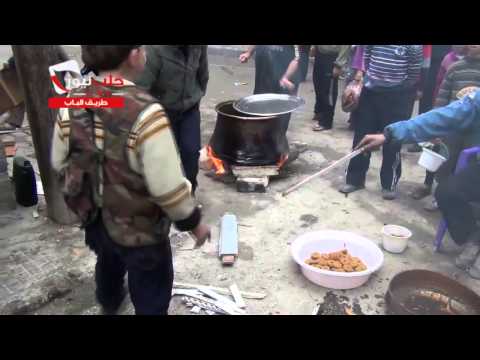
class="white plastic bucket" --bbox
[382,225,412,254]
[418,148,447,172]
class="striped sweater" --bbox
[363,45,423,90]
[433,51,463,102]
[51,79,197,224]
[435,57,480,108]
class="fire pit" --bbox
[205,100,296,192]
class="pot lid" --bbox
[233,93,305,116]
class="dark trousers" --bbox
[299,45,311,82]
[424,143,441,187]
[346,87,415,190]
[168,104,201,194]
[313,52,339,129]
[420,56,445,186]
[435,162,480,245]
[85,215,174,315]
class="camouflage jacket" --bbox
[64,85,171,247]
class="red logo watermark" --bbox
[48,97,125,109]
[48,60,126,109]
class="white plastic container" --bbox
[291,230,384,290]
[418,148,447,172]
[382,225,412,254]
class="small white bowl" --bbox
[382,225,412,254]
[291,230,384,290]
[418,147,447,172]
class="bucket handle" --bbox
[423,142,449,160]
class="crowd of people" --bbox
[239,44,480,280]
[50,45,480,315]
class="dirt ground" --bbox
[1,48,479,315]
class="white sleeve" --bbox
[132,105,198,222]
[51,108,70,173]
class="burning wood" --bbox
[198,147,213,171]
[277,153,289,169]
[206,145,226,175]
[204,142,294,193]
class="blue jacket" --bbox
[387,90,480,146]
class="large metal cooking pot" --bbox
[210,100,289,166]
[385,270,480,315]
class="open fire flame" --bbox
[206,145,289,175]
[206,145,226,175]
[277,153,289,169]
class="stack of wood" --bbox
[173,282,256,315]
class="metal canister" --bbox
[12,156,37,207]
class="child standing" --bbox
[340,45,423,200]
[51,46,211,315]
[411,45,467,201]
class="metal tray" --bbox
[233,94,305,117]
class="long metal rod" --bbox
[282,147,366,197]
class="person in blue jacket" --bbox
[356,89,480,279]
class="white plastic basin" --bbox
[291,230,384,290]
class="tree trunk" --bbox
[11,45,77,225]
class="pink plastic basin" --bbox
[291,230,384,290]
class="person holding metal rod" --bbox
[339,45,423,200]
[355,88,480,279]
